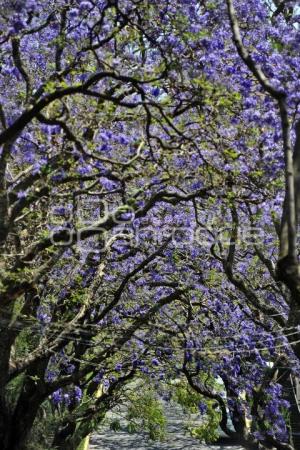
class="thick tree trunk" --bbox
[7,399,42,450]
[0,394,12,450]
[0,306,21,448]
[5,360,48,450]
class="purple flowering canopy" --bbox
[0,0,300,449]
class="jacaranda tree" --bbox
[1,0,300,449]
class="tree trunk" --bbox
[6,360,48,450]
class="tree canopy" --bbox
[1,1,300,449]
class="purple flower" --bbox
[37,307,51,324]
[51,389,63,405]
[94,370,104,383]
[79,1,91,11]
[100,177,116,190]
[115,363,123,372]
[69,8,79,18]
[99,143,110,152]
[191,181,203,190]
[17,190,28,199]
[77,164,92,175]
[151,87,160,97]
[12,19,25,33]
[253,431,264,441]
[53,206,67,216]
[198,402,207,415]
[66,364,75,374]
[73,386,82,403]
[45,370,57,383]
[103,379,110,390]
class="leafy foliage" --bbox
[126,385,167,441]
[0,1,300,449]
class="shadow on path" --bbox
[90,431,244,450]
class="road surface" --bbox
[90,404,244,450]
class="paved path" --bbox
[90,430,243,450]
[90,404,244,450]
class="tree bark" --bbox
[5,359,48,450]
